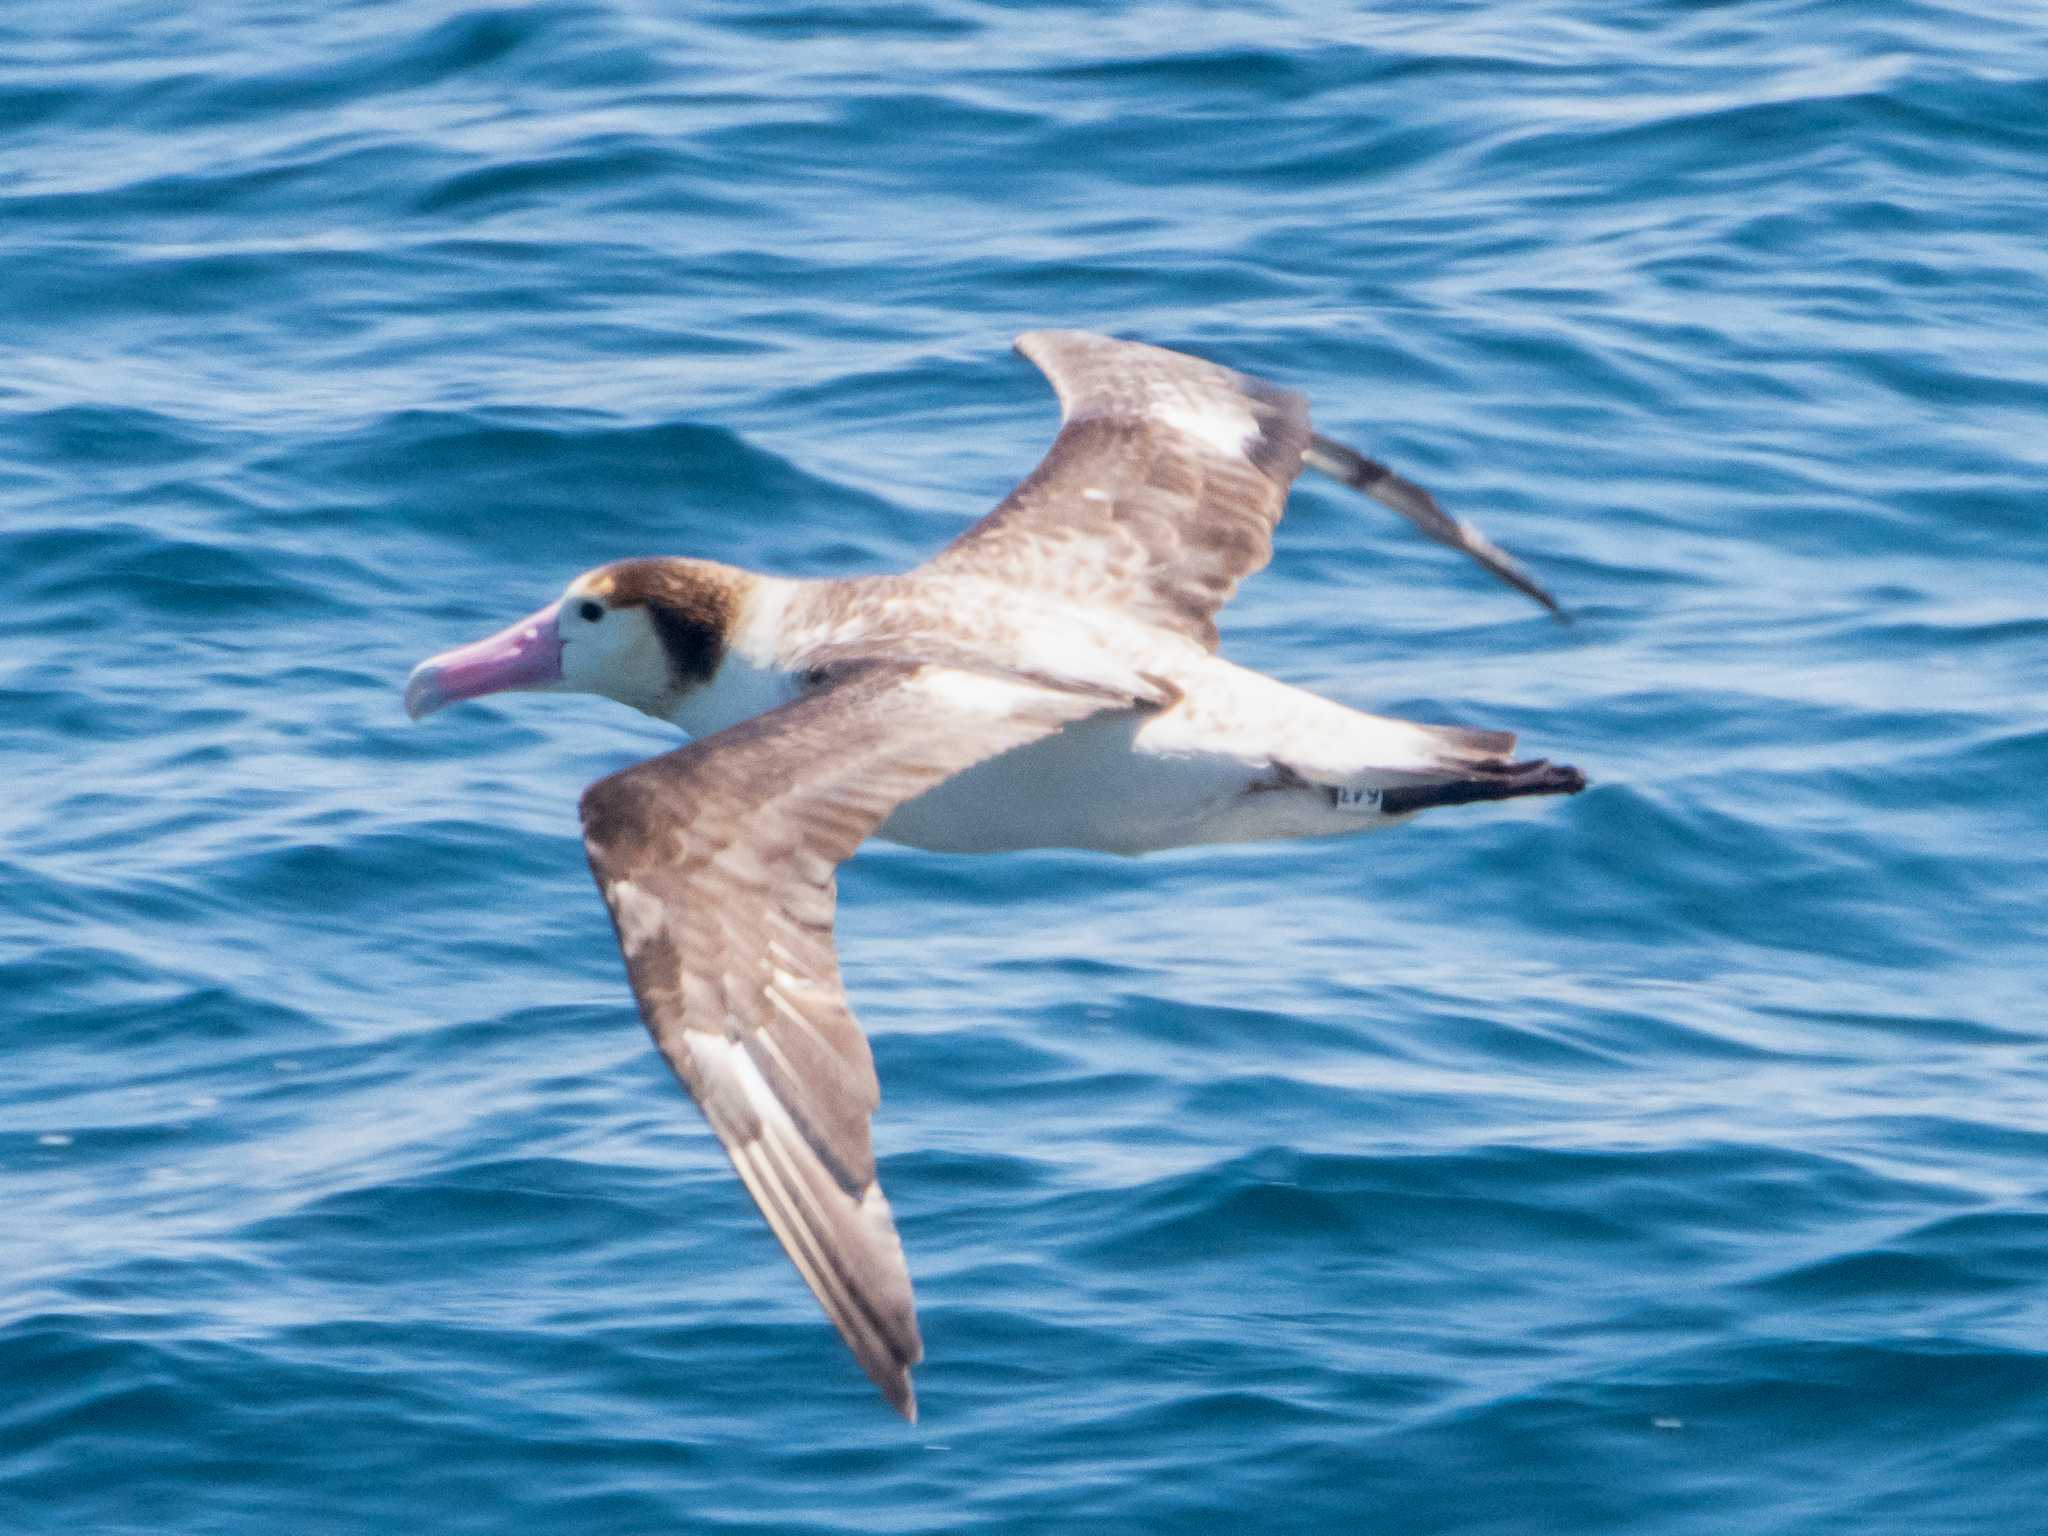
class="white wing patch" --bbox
[689,1031,785,1133]
[910,665,1055,715]
[605,878,667,958]
[1150,393,1258,459]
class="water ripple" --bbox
[6,0,2048,1531]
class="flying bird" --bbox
[405,331,1584,1420]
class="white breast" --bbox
[665,652,801,739]
[875,709,1240,854]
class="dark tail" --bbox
[1379,759,1588,816]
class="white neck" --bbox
[659,574,804,738]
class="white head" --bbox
[404,558,744,721]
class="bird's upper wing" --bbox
[929,331,1564,642]
[578,663,1125,1420]
[927,331,1314,650]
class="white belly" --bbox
[877,711,1242,854]
[876,692,1402,855]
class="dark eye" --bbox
[577,599,604,623]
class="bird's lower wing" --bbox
[578,664,1128,1418]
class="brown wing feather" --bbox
[932,330,1566,635]
[929,331,1313,650]
[579,664,1120,1419]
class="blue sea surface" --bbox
[6,1,2048,1530]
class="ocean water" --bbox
[6,1,2048,1530]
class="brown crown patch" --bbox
[580,557,740,687]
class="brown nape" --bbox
[591,558,739,687]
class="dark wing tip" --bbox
[829,1277,924,1422]
[884,1366,918,1422]
[1305,434,1570,622]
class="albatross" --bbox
[404,331,1585,1420]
